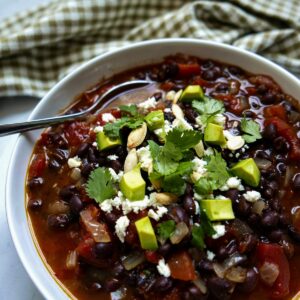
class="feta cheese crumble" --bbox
[164,107,172,113]
[157,259,171,277]
[102,113,116,123]
[109,168,123,182]
[137,146,153,172]
[107,154,118,161]
[207,250,216,261]
[219,177,244,191]
[173,117,193,130]
[67,156,82,168]
[138,97,157,113]
[148,206,168,221]
[212,224,226,239]
[94,126,103,133]
[213,114,226,126]
[165,90,176,101]
[115,216,130,243]
[243,190,261,203]
[192,157,207,175]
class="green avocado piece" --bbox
[180,85,204,102]
[145,110,165,131]
[204,123,226,146]
[96,131,121,151]
[231,158,260,187]
[200,199,235,221]
[135,216,158,250]
[120,165,146,201]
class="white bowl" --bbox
[6,38,300,300]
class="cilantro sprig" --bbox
[241,118,262,143]
[86,167,116,203]
[157,220,176,241]
[119,104,138,117]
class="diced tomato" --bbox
[256,242,290,299]
[29,153,46,178]
[76,237,94,260]
[160,81,176,91]
[265,117,300,160]
[264,105,287,121]
[168,251,196,281]
[64,121,90,146]
[192,76,214,88]
[245,86,257,96]
[177,63,201,78]
[145,250,161,264]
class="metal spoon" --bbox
[0,80,151,137]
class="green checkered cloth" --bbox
[0,0,299,98]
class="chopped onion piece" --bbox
[259,261,279,286]
[252,200,266,215]
[223,253,247,270]
[213,262,226,278]
[122,252,145,271]
[254,158,272,170]
[80,209,111,243]
[66,250,78,270]
[170,222,189,244]
[225,266,247,283]
[48,200,70,214]
[193,277,207,294]
[70,167,81,181]
[284,166,294,187]
[231,219,253,238]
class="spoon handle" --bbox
[0,113,84,137]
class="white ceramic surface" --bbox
[6,39,300,300]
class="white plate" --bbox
[6,38,300,300]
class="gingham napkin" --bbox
[0,0,299,98]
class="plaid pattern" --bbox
[0,0,299,97]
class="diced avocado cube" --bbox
[135,216,158,250]
[96,131,121,151]
[200,199,235,221]
[145,110,165,131]
[180,85,204,102]
[231,158,260,187]
[204,123,226,146]
[120,165,146,201]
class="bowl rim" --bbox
[5,38,300,300]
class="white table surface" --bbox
[0,1,51,299]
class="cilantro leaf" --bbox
[162,141,183,161]
[86,167,116,203]
[166,128,202,150]
[200,210,216,237]
[157,220,176,240]
[194,177,217,195]
[104,116,144,138]
[119,104,138,117]
[154,152,179,176]
[148,140,160,157]
[241,118,262,143]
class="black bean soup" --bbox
[27,54,300,300]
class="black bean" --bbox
[59,185,77,201]
[48,159,61,170]
[104,212,119,226]
[169,205,189,224]
[81,163,95,178]
[47,214,70,229]
[279,213,290,227]
[158,242,172,256]
[237,268,258,293]
[293,173,300,190]
[48,132,68,148]
[104,278,120,292]
[263,123,277,140]
[216,240,237,260]
[215,82,228,93]
[163,63,179,79]
[207,276,233,300]
[27,198,43,210]
[197,259,214,274]
[88,147,97,163]
[239,234,257,254]
[90,282,102,291]
[109,160,122,173]
[202,67,221,81]
[183,195,196,216]
[153,276,173,293]
[261,210,279,229]
[77,143,90,158]
[269,229,284,242]
[243,110,256,118]
[276,162,287,175]
[288,225,300,243]
[261,91,276,104]
[185,183,193,196]
[274,136,289,152]
[247,213,260,227]
[235,198,251,217]
[228,66,243,76]
[225,189,239,202]
[94,242,114,258]
[164,112,175,122]
[182,285,204,300]
[255,150,271,160]
[69,195,83,214]
[27,177,44,189]
[114,145,127,161]
[263,187,275,199]
[184,108,198,123]
[52,149,69,163]
[111,263,125,279]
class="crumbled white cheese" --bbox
[148,206,168,221]
[94,126,103,133]
[164,107,172,113]
[115,216,130,243]
[154,120,173,141]
[194,193,214,201]
[243,190,261,203]
[109,168,123,182]
[212,224,226,239]
[67,156,82,168]
[213,114,226,126]
[92,141,98,147]
[147,186,154,191]
[219,177,244,191]
[173,117,193,130]
[194,201,200,215]
[223,130,245,151]
[204,147,214,156]
[122,193,157,215]
[107,154,118,161]
[102,113,116,123]
[192,157,207,176]
[165,90,176,101]
[100,191,123,213]
[195,116,205,132]
[137,146,153,172]
[138,97,157,113]
[157,259,171,277]
[207,251,216,261]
